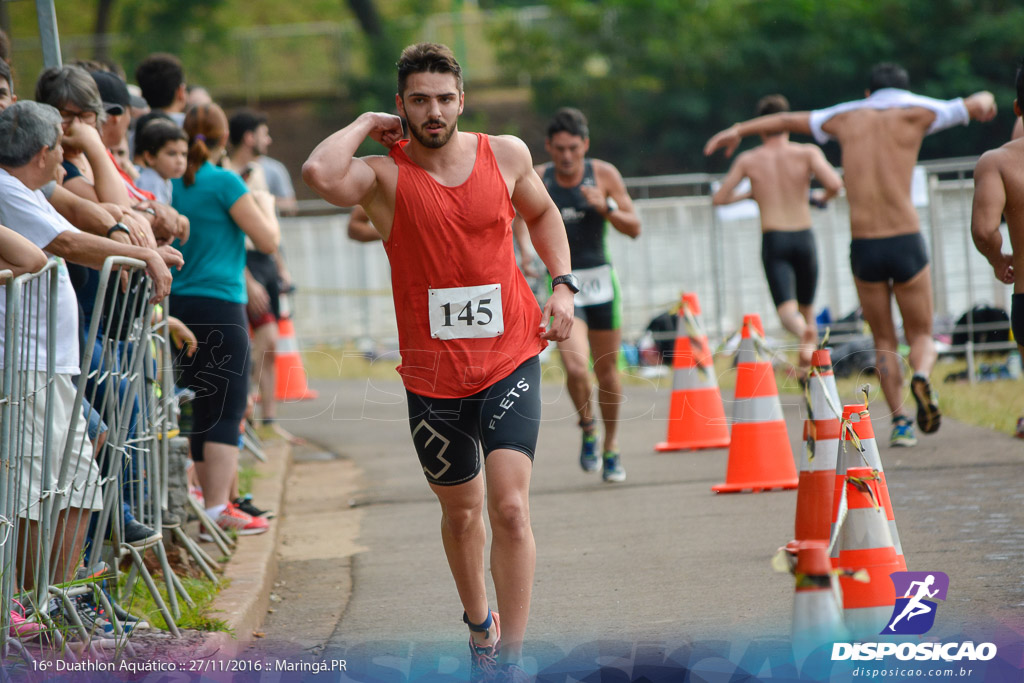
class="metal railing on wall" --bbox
[279,157,1015,363]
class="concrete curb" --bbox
[195,438,292,659]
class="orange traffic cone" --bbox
[790,350,842,548]
[791,540,848,660]
[835,466,901,638]
[655,293,730,452]
[830,404,905,571]
[712,314,798,493]
[274,292,318,401]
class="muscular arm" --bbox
[711,154,752,206]
[595,161,641,238]
[808,146,844,201]
[704,112,813,158]
[347,205,382,242]
[0,225,48,276]
[302,112,403,208]
[501,136,574,340]
[970,151,1014,284]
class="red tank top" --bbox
[384,133,545,398]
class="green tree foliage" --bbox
[115,0,230,68]
[493,0,1024,175]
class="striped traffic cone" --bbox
[791,540,848,660]
[830,404,905,571]
[655,293,730,452]
[835,466,900,638]
[790,350,842,548]
[712,314,798,493]
[274,291,319,401]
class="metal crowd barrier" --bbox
[1,260,62,660]
[0,255,241,662]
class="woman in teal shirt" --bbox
[170,103,279,537]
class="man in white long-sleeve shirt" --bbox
[706,63,997,447]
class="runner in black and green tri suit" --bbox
[517,108,641,482]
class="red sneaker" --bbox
[199,503,269,541]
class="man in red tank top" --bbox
[304,43,576,683]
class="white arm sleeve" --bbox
[809,105,846,144]
[922,97,969,135]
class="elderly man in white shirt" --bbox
[0,100,180,586]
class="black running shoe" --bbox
[234,494,275,519]
[910,375,941,434]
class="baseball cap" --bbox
[90,70,131,116]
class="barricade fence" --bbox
[281,157,1014,360]
[0,256,192,660]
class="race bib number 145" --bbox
[429,284,504,340]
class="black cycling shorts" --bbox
[405,355,541,486]
[849,233,930,284]
[761,228,818,307]
[170,295,251,459]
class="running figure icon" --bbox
[888,574,939,632]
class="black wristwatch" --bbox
[551,273,580,294]
[107,222,131,238]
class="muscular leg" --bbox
[428,474,494,648]
[854,277,907,419]
[588,328,623,453]
[777,300,814,367]
[893,266,937,377]
[798,303,818,367]
[557,319,594,427]
[484,449,534,665]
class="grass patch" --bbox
[301,346,400,382]
[832,356,1022,437]
[238,463,259,498]
[303,345,1022,436]
[119,573,231,633]
[798,353,1021,437]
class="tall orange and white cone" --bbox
[790,349,842,548]
[655,293,730,452]
[712,314,798,493]
[791,540,848,661]
[830,403,905,571]
[835,466,901,638]
[275,291,319,401]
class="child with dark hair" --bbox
[135,118,188,203]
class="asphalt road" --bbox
[256,370,1024,681]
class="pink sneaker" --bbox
[189,485,205,507]
[199,503,269,541]
[9,607,46,640]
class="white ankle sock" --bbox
[206,504,227,518]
